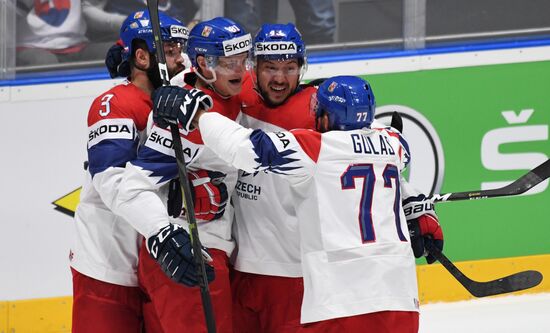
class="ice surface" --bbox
[420,293,550,333]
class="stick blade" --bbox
[467,270,543,298]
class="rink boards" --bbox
[1,39,550,331]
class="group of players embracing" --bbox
[71,9,444,333]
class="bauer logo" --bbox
[255,42,297,55]
[223,34,252,56]
[376,105,445,196]
[88,118,135,148]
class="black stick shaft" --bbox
[429,159,550,203]
[146,1,216,332]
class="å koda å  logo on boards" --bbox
[481,108,548,195]
[376,105,548,198]
[52,106,548,218]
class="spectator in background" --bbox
[82,0,225,43]
[225,0,335,44]
[16,0,111,66]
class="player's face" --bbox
[163,41,185,77]
[211,53,249,97]
[256,58,300,106]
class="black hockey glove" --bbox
[152,86,213,134]
[146,224,215,286]
[403,194,444,264]
[105,41,130,78]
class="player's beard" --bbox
[147,57,163,89]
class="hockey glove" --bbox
[403,194,444,264]
[146,224,215,286]
[152,86,213,134]
[105,40,130,78]
[167,170,228,221]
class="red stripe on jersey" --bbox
[376,128,405,165]
[87,83,152,130]
[291,129,322,163]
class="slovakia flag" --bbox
[34,0,71,27]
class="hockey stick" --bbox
[428,159,550,203]
[146,2,216,332]
[425,242,543,297]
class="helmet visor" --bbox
[206,53,252,75]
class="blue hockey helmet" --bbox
[313,76,376,131]
[186,17,252,68]
[253,23,306,65]
[119,10,188,62]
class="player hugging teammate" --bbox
[74,7,443,333]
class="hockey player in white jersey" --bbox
[112,17,253,333]
[155,75,445,332]
[70,10,188,333]
[232,23,316,332]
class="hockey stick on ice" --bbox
[146,1,216,332]
[425,242,543,297]
[429,159,550,203]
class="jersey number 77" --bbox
[340,164,407,243]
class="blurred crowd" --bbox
[15,0,336,67]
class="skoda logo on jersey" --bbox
[170,25,189,39]
[375,105,445,196]
[223,34,252,56]
[255,42,297,55]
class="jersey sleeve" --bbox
[87,92,141,178]
[199,112,317,183]
[86,89,147,214]
[379,127,411,171]
[111,124,204,238]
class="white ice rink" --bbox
[419,293,550,333]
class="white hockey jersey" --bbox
[112,88,242,256]
[71,82,151,287]
[198,112,419,323]
[232,84,316,276]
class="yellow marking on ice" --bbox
[417,253,550,304]
[1,255,549,332]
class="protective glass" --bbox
[206,52,251,75]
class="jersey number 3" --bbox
[99,94,114,117]
[341,164,407,243]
